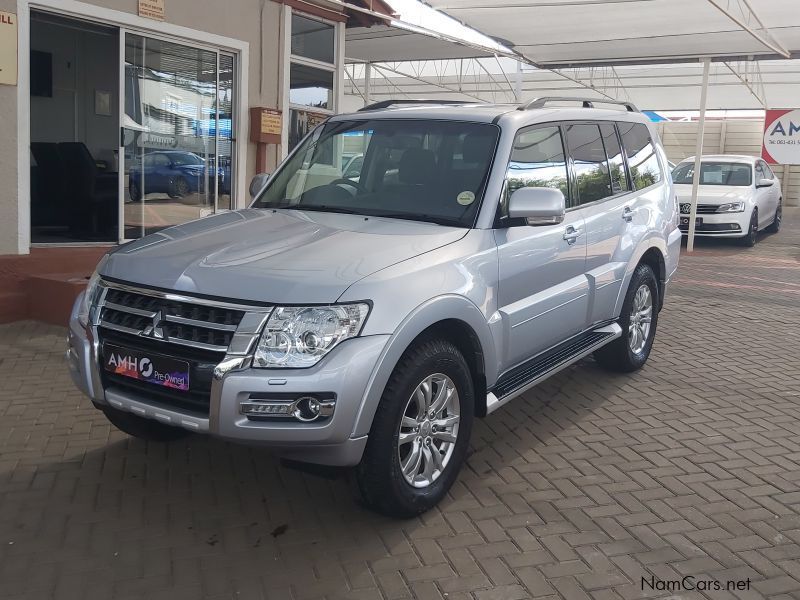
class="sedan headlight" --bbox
[716,202,745,213]
[77,270,103,327]
[253,304,370,368]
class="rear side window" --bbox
[565,123,612,205]
[619,122,663,190]
[505,125,570,208]
[600,123,629,194]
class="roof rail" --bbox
[518,97,639,113]
[358,99,472,112]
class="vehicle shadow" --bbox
[4,356,623,597]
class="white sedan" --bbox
[672,155,782,246]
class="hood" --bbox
[674,184,754,205]
[101,209,467,304]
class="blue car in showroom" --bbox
[128,151,228,202]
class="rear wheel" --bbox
[740,209,758,247]
[356,338,474,518]
[102,406,191,442]
[594,263,659,373]
[767,200,782,233]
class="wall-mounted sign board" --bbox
[250,107,282,144]
[763,109,800,165]
[138,0,165,21]
[0,11,18,86]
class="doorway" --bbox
[29,11,119,243]
[29,10,237,244]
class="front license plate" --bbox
[680,217,703,226]
[102,344,190,391]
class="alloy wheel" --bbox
[628,284,653,354]
[397,373,460,488]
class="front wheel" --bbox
[767,201,782,233]
[739,209,758,247]
[356,338,474,518]
[594,263,659,373]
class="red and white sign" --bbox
[762,109,800,165]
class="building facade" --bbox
[0,0,389,255]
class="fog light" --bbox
[292,396,322,422]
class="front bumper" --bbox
[679,210,749,237]
[67,300,389,466]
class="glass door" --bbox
[120,32,235,240]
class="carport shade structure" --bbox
[423,0,800,251]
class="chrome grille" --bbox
[680,203,722,215]
[97,282,271,355]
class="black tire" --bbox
[767,200,782,233]
[356,338,474,518]
[740,209,758,247]
[594,263,659,373]
[102,406,191,442]
[169,177,190,198]
[129,182,141,202]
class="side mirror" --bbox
[756,178,774,188]
[508,187,566,226]
[249,173,271,198]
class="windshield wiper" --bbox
[375,213,465,227]
[291,205,362,216]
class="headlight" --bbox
[716,202,745,213]
[253,304,370,368]
[77,270,103,327]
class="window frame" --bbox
[287,11,339,117]
[617,120,665,194]
[563,121,615,208]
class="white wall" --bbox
[657,119,799,207]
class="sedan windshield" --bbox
[253,119,500,227]
[672,161,752,186]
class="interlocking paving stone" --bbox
[1,209,799,599]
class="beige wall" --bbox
[0,0,19,254]
[657,120,800,207]
[0,0,287,254]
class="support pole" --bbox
[364,63,371,105]
[515,61,523,103]
[687,58,711,253]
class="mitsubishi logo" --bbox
[142,310,166,340]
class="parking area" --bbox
[1,210,799,600]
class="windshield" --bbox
[253,119,500,227]
[672,162,752,186]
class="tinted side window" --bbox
[505,125,570,211]
[600,123,629,194]
[619,122,663,190]
[565,123,612,205]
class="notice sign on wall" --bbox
[762,109,800,165]
[0,11,18,86]
[138,0,165,21]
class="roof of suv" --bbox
[329,100,654,128]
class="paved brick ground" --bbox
[1,210,799,600]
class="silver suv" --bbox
[68,98,682,516]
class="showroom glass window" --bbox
[619,122,663,190]
[565,123,612,205]
[504,125,571,213]
[288,13,338,152]
[122,35,237,239]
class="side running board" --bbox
[485,323,622,415]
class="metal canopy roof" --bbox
[425,0,800,67]
[345,21,514,63]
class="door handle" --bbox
[622,206,634,222]
[563,226,581,245]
